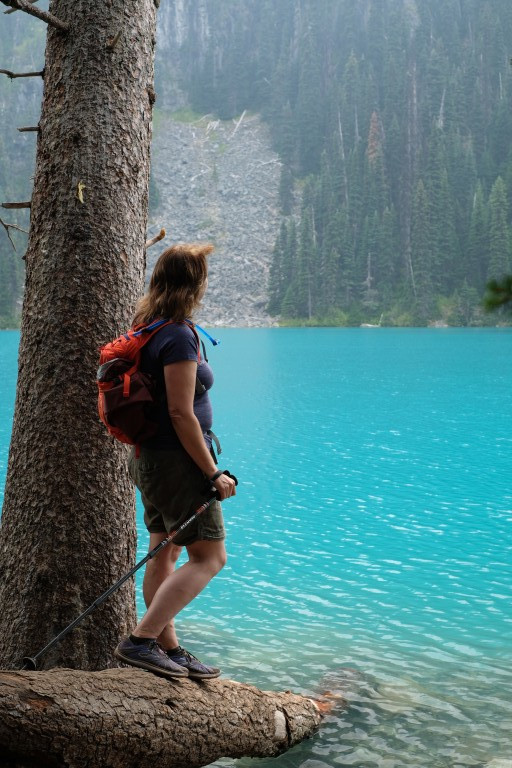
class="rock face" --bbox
[149,111,281,327]
[150,1,284,327]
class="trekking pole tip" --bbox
[22,656,38,671]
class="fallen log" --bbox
[0,668,326,768]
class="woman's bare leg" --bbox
[134,539,227,641]
[142,533,182,649]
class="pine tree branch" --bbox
[4,0,38,13]
[0,216,28,251]
[18,126,40,132]
[0,0,69,31]
[145,228,165,249]
[0,68,44,79]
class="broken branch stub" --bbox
[2,201,31,209]
[0,68,44,79]
[145,227,166,249]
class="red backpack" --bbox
[97,318,199,446]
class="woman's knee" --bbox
[204,546,227,576]
[187,540,227,575]
[213,546,227,573]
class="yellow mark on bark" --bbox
[77,181,86,204]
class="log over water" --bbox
[0,668,325,768]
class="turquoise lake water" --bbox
[1,328,511,768]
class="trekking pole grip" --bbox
[211,470,238,500]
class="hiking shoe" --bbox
[166,646,221,679]
[115,636,188,679]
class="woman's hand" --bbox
[213,472,237,501]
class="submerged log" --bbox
[0,668,325,768]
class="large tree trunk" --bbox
[0,669,327,768]
[0,0,157,670]
[0,7,337,767]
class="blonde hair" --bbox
[133,242,213,326]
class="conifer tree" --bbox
[378,205,398,291]
[320,207,345,313]
[341,52,361,150]
[279,166,294,216]
[337,207,356,307]
[437,168,461,291]
[283,219,298,289]
[487,176,511,281]
[296,201,317,318]
[365,110,388,217]
[456,279,480,326]
[467,182,489,289]
[411,179,434,321]
[360,211,380,312]
[278,220,298,318]
[296,13,324,175]
[267,220,288,315]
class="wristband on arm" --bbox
[209,469,238,484]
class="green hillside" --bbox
[2,1,512,326]
[168,0,512,325]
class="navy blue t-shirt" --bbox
[140,321,214,450]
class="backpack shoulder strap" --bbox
[133,318,174,339]
[136,318,200,362]
[183,320,201,363]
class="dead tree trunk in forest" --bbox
[0,0,157,670]
[0,669,328,768]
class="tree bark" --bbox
[0,0,157,670]
[0,669,325,768]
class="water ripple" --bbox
[4,329,512,768]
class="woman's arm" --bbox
[164,361,236,500]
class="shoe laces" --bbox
[148,639,165,656]
[177,647,215,672]
[175,646,196,662]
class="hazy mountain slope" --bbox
[149,111,280,326]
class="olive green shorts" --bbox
[128,445,225,546]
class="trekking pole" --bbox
[21,472,237,671]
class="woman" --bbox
[115,242,236,680]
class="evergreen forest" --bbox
[0,8,44,327]
[2,0,512,326]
